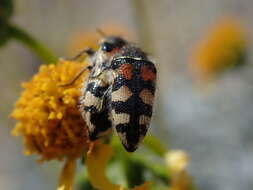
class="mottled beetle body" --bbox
[110,45,156,152]
[77,36,156,152]
[79,36,126,140]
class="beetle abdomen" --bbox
[110,57,156,152]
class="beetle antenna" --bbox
[96,28,107,37]
[58,66,92,87]
[66,48,95,61]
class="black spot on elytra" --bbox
[89,109,112,141]
[112,94,152,152]
[111,96,152,117]
[116,124,148,142]
[83,87,112,141]
[116,124,148,152]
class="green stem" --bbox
[130,153,169,184]
[110,136,169,186]
[8,24,57,64]
[121,157,146,187]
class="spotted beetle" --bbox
[109,45,157,152]
[65,35,156,152]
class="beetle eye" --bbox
[101,42,114,52]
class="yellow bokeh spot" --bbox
[191,18,247,81]
[165,150,189,173]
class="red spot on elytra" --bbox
[119,64,133,80]
[141,66,156,81]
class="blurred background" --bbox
[1,0,253,190]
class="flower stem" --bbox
[121,157,146,187]
[110,136,169,186]
[8,24,57,64]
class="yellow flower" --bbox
[10,27,176,190]
[191,18,247,81]
[11,59,89,161]
[10,58,151,190]
[86,142,151,190]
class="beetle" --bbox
[63,35,156,152]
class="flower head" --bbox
[11,59,89,161]
[191,18,247,81]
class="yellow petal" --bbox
[86,142,151,190]
[57,157,77,190]
[86,142,121,190]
